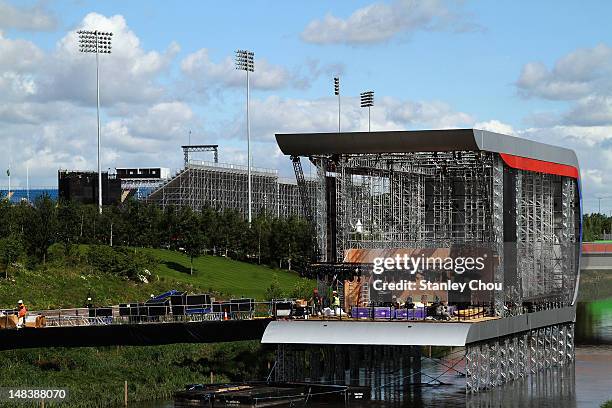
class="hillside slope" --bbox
[0,248,309,309]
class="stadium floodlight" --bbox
[78,29,113,214]
[235,49,255,225]
[360,91,374,132]
[334,77,340,133]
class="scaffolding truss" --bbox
[465,322,575,393]
[275,344,422,402]
[300,150,579,312]
[310,152,498,259]
[146,161,314,219]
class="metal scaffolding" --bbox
[146,160,314,219]
[465,322,575,393]
[300,150,580,313]
[275,344,422,402]
[309,152,498,258]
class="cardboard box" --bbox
[24,315,46,328]
[0,314,18,329]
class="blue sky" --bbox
[1,0,612,212]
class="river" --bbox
[130,299,612,408]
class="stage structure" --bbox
[146,159,316,219]
[58,170,122,205]
[182,144,219,167]
[265,129,582,394]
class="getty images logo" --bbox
[372,253,487,275]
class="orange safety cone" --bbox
[223,310,229,320]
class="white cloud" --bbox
[221,95,473,144]
[0,13,190,186]
[104,102,195,153]
[301,0,480,45]
[384,97,473,128]
[517,44,612,101]
[0,32,44,71]
[181,49,291,91]
[180,49,343,92]
[515,125,612,210]
[563,96,612,126]
[474,120,516,135]
[38,13,180,106]
[0,1,57,31]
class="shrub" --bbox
[264,275,285,300]
[290,278,315,300]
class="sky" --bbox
[1,0,612,212]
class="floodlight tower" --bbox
[334,77,340,133]
[360,91,374,133]
[78,29,113,214]
[235,49,255,225]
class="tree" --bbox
[265,275,284,300]
[183,212,205,275]
[200,206,219,254]
[56,199,81,256]
[251,214,272,264]
[0,235,25,279]
[26,195,58,263]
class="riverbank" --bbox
[0,341,274,408]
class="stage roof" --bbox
[275,129,579,169]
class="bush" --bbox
[264,275,285,300]
[290,278,314,300]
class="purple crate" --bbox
[395,309,408,319]
[395,308,425,320]
[409,307,426,319]
[351,307,371,319]
[374,307,391,319]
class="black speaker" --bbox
[119,303,131,316]
[92,307,112,317]
[231,298,254,312]
[170,294,186,315]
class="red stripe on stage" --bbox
[500,153,579,179]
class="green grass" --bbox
[144,248,306,300]
[0,248,310,309]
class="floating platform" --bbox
[173,382,369,407]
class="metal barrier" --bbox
[2,298,539,330]
[20,300,276,329]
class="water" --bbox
[128,299,612,408]
[577,299,612,345]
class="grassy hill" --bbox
[144,248,306,300]
[0,247,310,310]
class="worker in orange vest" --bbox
[17,300,27,327]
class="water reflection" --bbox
[576,299,612,344]
[466,365,575,408]
[133,348,612,408]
